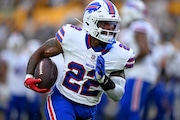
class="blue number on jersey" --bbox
[119,43,130,51]
[70,25,82,31]
[62,62,100,97]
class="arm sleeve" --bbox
[105,76,126,102]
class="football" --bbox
[34,58,58,89]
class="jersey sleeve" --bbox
[55,24,83,45]
[103,42,135,73]
[130,21,147,34]
[124,48,135,69]
[55,24,67,43]
[116,42,135,69]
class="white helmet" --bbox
[120,0,147,26]
[83,0,121,44]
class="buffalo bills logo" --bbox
[85,2,101,13]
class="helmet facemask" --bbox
[97,21,120,43]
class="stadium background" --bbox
[0,0,180,120]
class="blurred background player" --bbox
[0,28,29,120]
[0,55,9,120]
[0,0,179,120]
[24,0,135,120]
[116,0,160,120]
[142,31,180,120]
[0,30,42,120]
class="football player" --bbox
[117,0,160,120]
[24,0,135,120]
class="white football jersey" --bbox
[55,24,135,106]
[118,20,160,83]
[0,49,28,96]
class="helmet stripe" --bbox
[103,0,115,15]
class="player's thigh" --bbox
[44,92,75,120]
[119,79,135,108]
[121,79,151,107]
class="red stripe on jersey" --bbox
[85,34,92,49]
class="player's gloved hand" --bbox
[95,55,105,83]
[24,74,49,93]
[95,55,116,91]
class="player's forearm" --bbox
[104,76,126,102]
[105,84,125,102]
[26,50,45,75]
